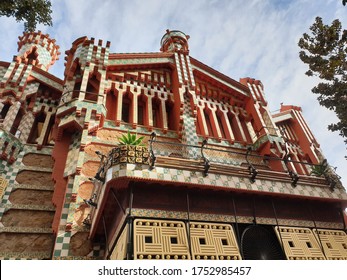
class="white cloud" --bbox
[0,0,346,186]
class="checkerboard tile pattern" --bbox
[21,81,39,100]
[108,163,347,201]
[0,65,7,79]
[0,129,24,162]
[64,132,82,177]
[2,101,20,132]
[53,231,72,257]
[181,92,200,159]
[17,112,34,142]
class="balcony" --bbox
[56,90,105,115]
[82,133,346,237]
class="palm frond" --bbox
[117,131,145,146]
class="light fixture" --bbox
[84,193,97,208]
[94,151,106,182]
[289,170,299,187]
[201,139,210,177]
[94,173,105,182]
[246,147,258,183]
[149,132,157,170]
[82,214,91,227]
[95,150,105,159]
[249,165,258,183]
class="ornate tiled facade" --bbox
[0,30,346,260]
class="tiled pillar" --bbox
[181,92,199,158]
[3,101,20,133]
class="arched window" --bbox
[216,112,226,139]
[0,103,11,120]
[228,112,242,142]
[26,48,38,65]
[152,97,162,128]
[239,115,253,144]
[27,112,46,144]
[203,108,214,137]
[10,109,24,136]
[106,90,117,120]
[46,114,55,146]
[165,100,175,130]
[121,93,132,123]
[138,100,145,126]
[85,74,99,102]
[72,81,81,99]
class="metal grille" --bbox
[313,229,347,260]
[275,226,325,260]
[190,222,241,260]
[133,218,190,260]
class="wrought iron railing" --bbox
[87,132,341,193]
[82,133,342,228]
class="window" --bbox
[85,75,99,102]
[0,103,10,120]
[165,100,175,130]
[122,102,130,123]
[27,112,46,144]
[216,113,226,139]
[228,113,241,141]
[106,91,117,120]
[10,109,24,136]
[138,102,144,125]
[152,97,162,128]
[204,109,213,137]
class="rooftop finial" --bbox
[160,30,190,54]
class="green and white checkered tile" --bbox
[53,231,72,257]
[64,132,82,177]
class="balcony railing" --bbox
[82,133,343,233]
[88,132,342,192]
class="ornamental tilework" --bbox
[181,93,199,146]
[64,132,82,177]
[53,231,72,257]
[0,66,7,79]
[17,112,34,142]
[21,82,39,100]
[130,208,343,230]
[63,178,76,225]
[53,177,75,258]
[2,101,20,132]
[108,163,347,201]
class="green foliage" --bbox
[118,131,145,146]
[310,159,328,177]
[298,16,347,145]
[0,0,53,32]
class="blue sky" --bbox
[0,0,346,187]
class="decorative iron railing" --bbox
[87,133,341,192]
